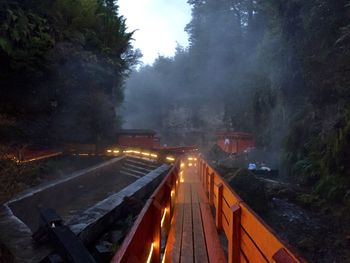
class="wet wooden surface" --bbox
[164,166,226,263]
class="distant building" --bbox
[216,132,255,154]
[116,129,160,148]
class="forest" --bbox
[0,0,139,145]
[0,0,350,261]
[124,0,350,208]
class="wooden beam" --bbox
[215,183,223,230]
[228,204,241,263]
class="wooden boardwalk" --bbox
[164,166,226,263]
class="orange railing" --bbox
[111,159,181,263]
[198,158,306,263]
[112,155,305,263]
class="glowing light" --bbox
[113,150,119,153]
[146,243,154,263]
[180,163,185,167]
[188,157,193,160]
[189,163,193,166]
[107,149,112,153]
[78,153,89,156]
[151,154,158,158]
[161,208,167,227]
[124,150,133,153]
[134,151,141,154]
[142,152,150,156]
[162,248,167,263]
[194,158,197,161]
[166,156,175,162]
[171,190,175,197]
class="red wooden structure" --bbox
[113,155,306,263]
[216,132,255,154]
[116,129,159,149]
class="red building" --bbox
[216,132,255,154]
[116,129,160,149]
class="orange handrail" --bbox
[198,158,307,263]
[111,159,180,263]
[112,155,306,263]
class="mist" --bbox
[122,1,271,148]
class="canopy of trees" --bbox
[0,0,140,144]
[124,0,350,204]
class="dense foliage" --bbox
[0,0,140,144]
[124,0,350,204]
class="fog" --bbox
[122,1,275,148]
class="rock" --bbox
[297,237,314,251]
[228,168,268,213]
[276,188,297,201]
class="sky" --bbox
[118,0,192,65]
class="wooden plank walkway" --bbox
[164,166,226,263]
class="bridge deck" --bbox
[164,166,226,263]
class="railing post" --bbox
[201,162,205,184]
[228,204,241,263]
[209,172,214,205]
[205,167,209,195]
[152,200,162,263]
[215,183,223,230]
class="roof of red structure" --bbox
[116,129,157,135]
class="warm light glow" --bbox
[171,190,175,197]
[113,150,119,153]
[194,158,197,161]
[162,248,167,263]
[188,157,193,160]
[146,243,154,263]
[166,156,175,161]
[134,151,141,154]
[78,153,89,156]
[180,178,184,183]
[107,149,112,153]
[151,154,158,158]
[180,163,185,167]
[124,150,133,153]
[189,163,193,166]
[161,208,167,227]
[142,152,150,156]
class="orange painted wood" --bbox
[239,202,300,262]
[199,159,306,263]
[215,183,223,230]
[240,252,249,263]
[228,204,241,263]
[241,227,268,263]
[166,179,185,263]
[199,201,227,263]
[209,172,214,205]
[152,201,162,263]
[196,173,226,263]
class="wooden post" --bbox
[215,183,223,230]
[209,172,214,205]
[152,200,162,263]
[201,163,205,184]
[205,167,209,195]
[228,204,241,263]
